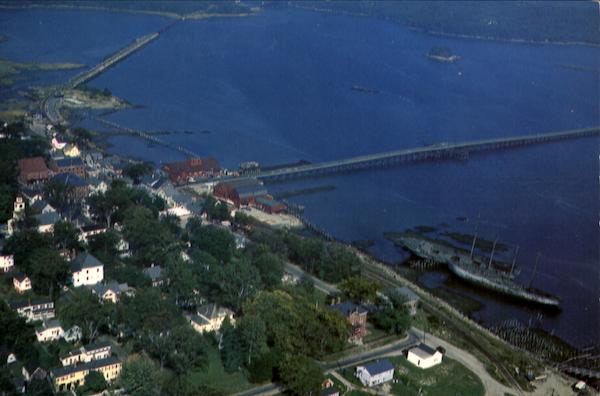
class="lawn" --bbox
[339,356,484,396]
[390,356,484,396]
[187,345,252,394]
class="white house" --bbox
[36,320,64,342]
[355,359,395,387]
[13,273,32,294]
[92,282,134,303]
[70,252,104,287]
[0,254,14,273]
[407,343,443,369]
[185,303,235,334]
[78,224,107,243]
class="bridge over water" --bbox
[221,126,599,183]
[66,20,179,89]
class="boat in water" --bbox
[395,233,560,308]
[351,85,380,94]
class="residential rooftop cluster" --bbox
[0,117,475,396]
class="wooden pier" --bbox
[241,126,600,182]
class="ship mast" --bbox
[487,237,499,270]
[469,213,481,260]
[510,245,519,276]
[528,253,541,289]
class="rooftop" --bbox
[51,172,88,188]
[54,157,84,168]
[51,356,120,378]
[393,286,419,302]
[18,157,49,174]
[409,343,439,359]
[143,265,163,280]
[359,359,394,376]
[329,302,368,317]
[163,157,221,176]
[9,297,53,309]
[33,211,61,226]
[71,252,103,272]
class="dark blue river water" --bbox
[2,7,598,346]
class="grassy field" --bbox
[187,345,252,394]
[390,356,484,396]
[340,356,484,396]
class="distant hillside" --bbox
[271,1,600,46]
[0,0,251,17]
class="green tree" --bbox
[53,220,82,252]
[43,177,74,213]
[253,251,284,290]
[339,275,381,304]
[3,229,52,265]
[25,378,53,396]
[216,258,262,310]
[59,288,109,342]
[220,317,242,373]
[120,357,161,396]
[165,325,208,374]
[238,315,268,366]
[80,371,107,393]
[87,191,118,228]
[26,248,69,298]
[123,205,177,266]
[187,223,234,263]
[87,229,120,265]
[371,306,411,335]
[123,163,153,185]
[166,258,198,309]
[278,355,323,396]
[0,302,37,362]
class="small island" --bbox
[427,46,461,63]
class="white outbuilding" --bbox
[407,343,443,369]
[355,359,395,387]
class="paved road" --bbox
[283,262,340,295]
[233,330,420,396]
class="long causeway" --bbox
[240,126,600,182]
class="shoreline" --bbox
[0,3,258,21]
[289,4,600,48]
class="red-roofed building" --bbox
[18,157,51,185]
[162,158,221,184]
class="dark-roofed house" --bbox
[51,355,121,392]
[407,343,443,369]
[17,157,50,185]
[329,302,368,343]
[393,286,420,316]
[70,252,104,287]
[163,157,221,184]
[143,264,165,287]
[50,157,85,178]
[22,361,47,382]
[92,282,134,303]
[33,211,62,234]
[213,178,267,206]
[29,199,56,215]
[185,303,235,333]
[10,298,55,322]
[355,359,395,387]
[50,172,89,199]
[60,341,111,367]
